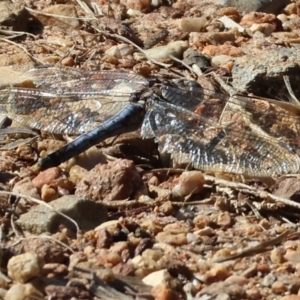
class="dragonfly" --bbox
[1,66,300,177]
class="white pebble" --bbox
[250,23,275,37]
[172,171,205,197]
[105,44,134,58]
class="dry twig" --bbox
[25,7,97,21]
[93,28,172,69]
[0,38,44,65]
[212,230,290,263]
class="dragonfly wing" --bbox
[23,67,148,94]
[142,100,300,177]
[160,79,219,111]
[161,79,300,160]
[1,68,148,135]
[0,88,140,135]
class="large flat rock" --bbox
[16,195,108,234]
[231,48,300,97]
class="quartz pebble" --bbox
[7,253,44,283]
[262,273,276,287]
[172,171,205,197]
[218,16,245,33]
[142,269,170,286]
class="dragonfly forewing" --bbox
[0,68,149,135]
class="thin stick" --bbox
[0,29,35,39]
[94,28,172,69]
[25,6,97,21]
[168,54,199,76]
[204,174,300,210]
[0,38,44,65]
[283,75,300,105]
[148,168,300,210]
[212,230,290,263]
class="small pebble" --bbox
[142,249,164,261]
[283,3,297,15]
[217,212,232,227]
[215,293,230,300]
[121,0,151,11]
[142,269,170,286]
[211,55,234,67]
[186,232,197,243]
[4,283,43,300]
[172,171,205,197]
[194,227,215,237]
[105,43,134,58]
[250,23,275,36]
[277,14,288,22]
[135,41,188,61]
[270,247,284,264]
[97,249,122,267]
[206,264,230,283]
[245,286,262,299]
[151,283,181,300]
[163,222,190,234]
[60,56,74,66]
[262,272,276,287]
[155,232,187,245]
[284,250,300,263]
[272,281,287,294]
[180,17,207,32]
[7,253,44,283]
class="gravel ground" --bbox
[1,0,300,299]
